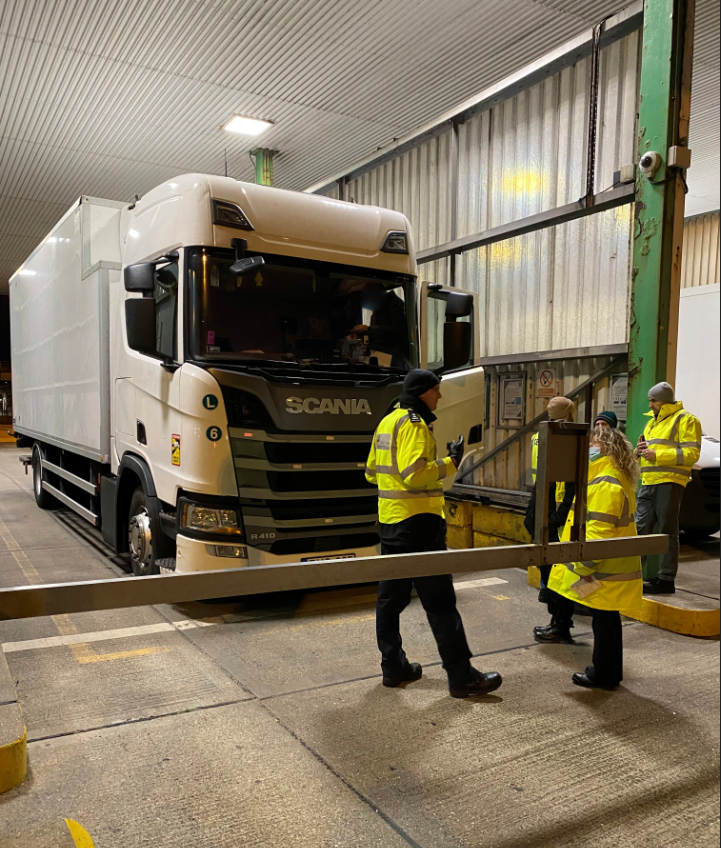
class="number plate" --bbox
[300,554,357,563]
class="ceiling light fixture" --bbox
[222,116,273,136]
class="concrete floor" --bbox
[0,444,719,847]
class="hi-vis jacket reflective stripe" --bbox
[366,407,456,524]
[531,431,565,502]
[640,401,702,488]
[548,455,642,613]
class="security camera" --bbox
[639,151,662,179]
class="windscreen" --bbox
[188,248,416,372]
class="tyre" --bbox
[128,486,160,577]
[32,446,58,510]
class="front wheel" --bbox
[32,446,58,510]
[128,487,159,576]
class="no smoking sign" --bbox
[537,368,557,398]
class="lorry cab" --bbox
[8,175,483,576]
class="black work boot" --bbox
[572,670,619,691]
[643,578,676,595]
[449,669,503,699]
[382,662,423,688]
[533,619,574,644]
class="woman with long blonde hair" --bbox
[536,425,643,690]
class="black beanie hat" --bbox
[403,368,440,398]
[594,410,618,429]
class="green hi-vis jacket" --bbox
[365,407,456,524]
[640,401,702,488]
[548,455,642,613]
[531,431,565,502]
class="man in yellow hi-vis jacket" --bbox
[635,382,702,595]
[366,369,502,698]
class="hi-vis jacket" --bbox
[640,401,702,488]
[548,454,642,613]
[531,432,565,502]
[365,407,456,524]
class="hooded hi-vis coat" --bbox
[548,455,642,613]
[640,401,702,488]
[366,407,455,524]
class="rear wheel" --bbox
[128,487,159,576]
[32,446,58,509]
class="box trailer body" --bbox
[11,198,125,462]
[10,176,484,575]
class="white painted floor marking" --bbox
[455,577,509,590]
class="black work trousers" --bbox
[553,592,623,686]
[636,482,685,582]
[377,515,473,688]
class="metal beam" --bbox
[417,185,635,265]
[480,343,628,368]
[305,2,643,196]
[627,0,695,442]
[0,535,667,621]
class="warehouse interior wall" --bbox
[682,211,721,288]
[331,31,640,360]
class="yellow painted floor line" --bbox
[527,567,720,638]
[76,646,170,664]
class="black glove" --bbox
[447,434,465,467]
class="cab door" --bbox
[419,282,485,487]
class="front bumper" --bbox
[175,533,380,574]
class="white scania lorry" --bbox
[10,175,484,575]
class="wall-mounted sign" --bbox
[611,373,629,421]
[499,373,525,423]
[537,368,557,398]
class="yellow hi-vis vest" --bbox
[531,431,565,502]
[548,455,642,613]
[365,407,455,524]
[640,401,702,488]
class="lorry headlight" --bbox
[182,504,243,535]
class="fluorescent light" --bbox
[222,116,273,136]
[18,269,37,276]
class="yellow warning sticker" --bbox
[171,434,181,466]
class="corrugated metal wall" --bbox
[329,33,640,357]
[682,211,720,288]
[469,355,624,490]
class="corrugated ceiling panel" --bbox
[0,0,716,297]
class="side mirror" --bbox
[443,322,472,372]
[124,263,156,293]
[125,299,157,356]
[445,291,473,319]
[231,255,265,276]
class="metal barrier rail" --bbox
[0,535,667,621]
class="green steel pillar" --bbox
[629,0,694,579]
[628,0,695,443]
[251,148,277,186]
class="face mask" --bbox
[589,447,602,462]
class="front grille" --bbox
[266,496,377,521]
[270,532,379,556]
[700,468,721,500]
[267,469,374,493]
[265,441,370,464]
